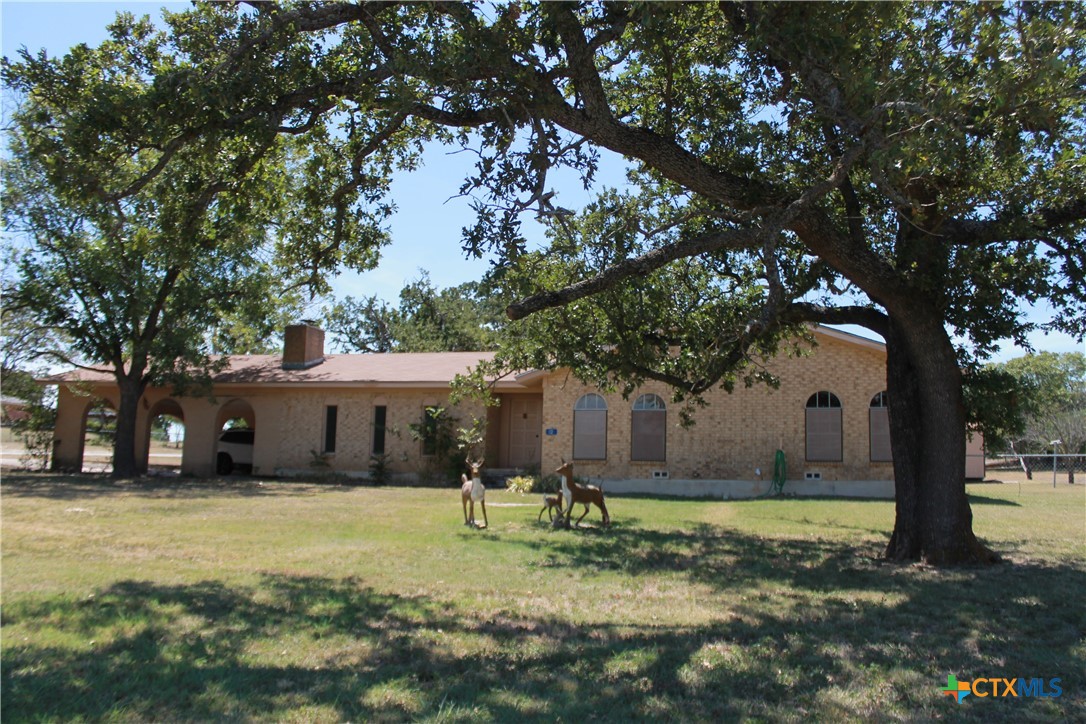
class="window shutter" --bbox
[806,407,842,462]
[632,409,666,461]
[573,409,607,460]
[869,407,892,462]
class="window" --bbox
[869,392,892,462]
[323,405,338,454]
[372,405,387,456]
[805,391,842,462]
[631,393,666,462]
[573,393,607,460]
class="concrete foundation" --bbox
[597,477,895,500]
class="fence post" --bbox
[1051,440,1061,488]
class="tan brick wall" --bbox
[539,332,894,484]
[48,330,892,485]
[234,386,486,478]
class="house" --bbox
[43,323,983,496]
[1,396,30,426]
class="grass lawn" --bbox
[1,475,1082,722]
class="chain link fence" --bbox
[987,453,1086,485]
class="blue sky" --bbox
[3,1,1082,362]
[2,2,621,305]
[2,2,540,302]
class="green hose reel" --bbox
[770,449,787,496]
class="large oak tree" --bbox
[323,272,507,353]
[2,14,316,476]
[15,2,1085,562]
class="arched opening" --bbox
[145,399,185,476]
[215,399,256,475]
[80,398,117,474]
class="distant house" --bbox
[1,396,30,426]
[43,323,982,496]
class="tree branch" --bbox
[411,102,529,129]
[783,302,889,337]
[546,4,612,118]
[942,196,1086,246]
[506,227,759,320]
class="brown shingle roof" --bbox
[43,351,508,388]
[216,351,499,385]
[40,326,884,389]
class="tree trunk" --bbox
[112,377,142,479]
[884,320,922,560]
[883,313,999,564]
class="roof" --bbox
[41,325,885,390]
[43,351,510,389]
[216,351,501,386]
[814,326,887,353]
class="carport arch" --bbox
[215,399,257,475]
[79,396,117,474]
[144,398,185,475]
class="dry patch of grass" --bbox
[2,475,1083,721]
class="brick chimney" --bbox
[282,322,325,370]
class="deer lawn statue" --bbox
[555,460,610,527]
[537,493,564,523]
[460,458,487,528]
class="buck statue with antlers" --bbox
[460,458,487,528]
[555,460,610,528]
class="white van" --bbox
[217,429,254,475]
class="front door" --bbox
[508,396,542,468]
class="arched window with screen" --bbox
[869,391,892,462]
[631,393,666,462]
[573,393,607,460]
[805,391,843,462]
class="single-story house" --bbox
[43,323,984,497]
[1,395,30,425]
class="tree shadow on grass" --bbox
[3,532,1083,722]
[0,473,327,501]
[711,492,1022,507]
[964,493,1022,506]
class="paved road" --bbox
[1,440,182,473]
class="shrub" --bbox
[505,474,563,494]
[408,407,485,485]
[505,475,536,494]
[368,454,391,486]
[538,474,562,494]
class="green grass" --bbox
[2,475,1083,722]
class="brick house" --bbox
[1,395,30,425]
[44,323,983,496]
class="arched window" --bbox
[631,394,666,462]
[805,391,843,462]
[575,393,608,410]
[573,393,607,460]
[869,391,892,462]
